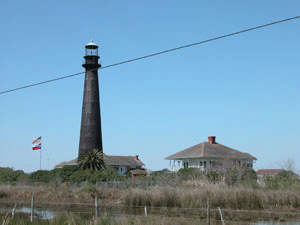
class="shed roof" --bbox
[105,155,144,166]
[256,169,299,178]
[165,142,256,160]
[256,169,283,177]
[54,154,144,169]
[131,169,147,175]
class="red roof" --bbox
[131,169,147,175]
[256,169,282,177]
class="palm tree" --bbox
[78,149,105,171]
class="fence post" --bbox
[11,201,17,218]
[30,195,34,222]
[207,199,210,225]
[95,195,98,218]
[144,206,147,216]
[217,207,225,225]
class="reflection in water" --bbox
[256,222,300,225]
[16,207,55,219]
[1,205,300,224]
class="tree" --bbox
[88,167,122,183]
[0,167,26,183]
[278,158,297,175]
[78,149,105,171]
[29,170,52,182]
[56,165,80,182]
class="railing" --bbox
[82,59,102,67]
[169,165,182,172]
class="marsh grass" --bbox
[123,182,300,210]
[2,179,300,211]
[0,212,205,225]
[0,183,122,204]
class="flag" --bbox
[32,146,41,150]
[32,142,41,151]
[32,136,42,144]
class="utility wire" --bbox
[0,15,299,95]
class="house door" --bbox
[183,162,188,168]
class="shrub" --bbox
[68,170,90,183]
[206,170,222,183]
[56,165,80,182]
[150,169,170,177]
[0,167,26,184]
[264,174,300,190]
[17,173,31,183]
[29,170,52,182]
[241,168,257,181]
[224,168,257,186]
[177,168,201,180]
[88,167,122,183]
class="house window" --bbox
[204,161,206,169]
[200,161,203,166]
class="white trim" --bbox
[169,158,254,171]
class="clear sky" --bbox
[0,1,299,173]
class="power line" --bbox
[0,15,299,95]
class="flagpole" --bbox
[32,136,42,170]
[40,148,42,170]
[40,136,42,170]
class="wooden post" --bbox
[217,207,225,225]
[11,201,17,218]
[144,206,147,216]
[30,195,34,222]
[95,196,98,218]
[207,199,210,225]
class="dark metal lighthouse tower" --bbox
[78,40,103,158]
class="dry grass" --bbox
[2,181,300,224]
[0,183,122,204]
[2,179,300,211]
[123,181,300,210]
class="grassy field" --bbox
[0,183,121,203]
[1,176,300,211]
[124,181,300,210]
[1,169,300,224]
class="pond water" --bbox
[0,207,55,220]
[1,204,300,225]
[256,222,300,225]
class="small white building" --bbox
[104,155,145,175]
[54,154,145,175]
[165,136,256,172]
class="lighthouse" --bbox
[78,40,103,158]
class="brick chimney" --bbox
[208,136,216,144]
[135,155,139,160]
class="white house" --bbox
[165,136,257,172]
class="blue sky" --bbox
[0,1,299,172]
